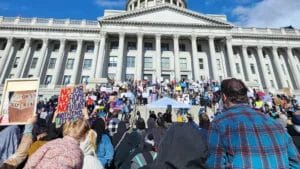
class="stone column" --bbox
[96,32,107,78]
[208,36,218,80]
[15,38,31,77]
[191,35,200,81]
[145,0,148,7]
[287,47,300,88]
[241,45,252,81]
[0,37,13,83]
[116,33,125,82]
[92,40,100,78]
[173,35,181,81]
[272,47,288,88]
[225,36,237,77]
[155,34,161,79]
[257,46,271,89]
[36,39,49,77]
[52,39,66,86]
[136,33,143,80]
[70,40,83,84]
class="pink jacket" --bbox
[24,136,83,169]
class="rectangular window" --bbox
[266,64,271,74]
[125,74,134,81]
[36,43,42,51]
[19,43,25,51]
[13,57,20,68]
[44,75,52,85]
[270,80,275,88]
[83,59,92,70]
[250,64,256,74]
[110,41,119,49]
[53,44,60,52]
[127,42,137,50]
[48,58,56,69]
[63,75,71,85]
[30,58,38,69]
[81,76,89,84]
[236,63,240,74]
[161,57,170,70]
[247,50,252,58]
[144,42,153,50]
[179,44,186,51]
[179,58,187,70]
[66,59,74,69]
[126,56,135,68]
[199,58,204,70]
[216,59,221,70]
[69,44,77,52]
[108,56,117,67]
[161,43,169,51]
[215,45,221,52]
[86,44,94,53]
[144,57,153,69]
[197,44,202,52]
[281,64,286,75]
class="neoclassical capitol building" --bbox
[0,0,300,97]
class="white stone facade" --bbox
[0,1,300,99]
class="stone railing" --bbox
[231,27,300,37]
[0,16,99,28]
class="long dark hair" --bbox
[91,118,106,145]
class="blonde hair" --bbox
[87,129,97,150]
[63,119,90,141]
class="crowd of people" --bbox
[0,78,300,169]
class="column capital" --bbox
[190,34,197,41]
[60,38,66,43]
[137,32,144,38]
[7,37,14,42]
[173,34,180,39]
[119,32,125,38]
[242,45,248,49]
[42,38,48,43]
[272,46,279,50]
[77,39,83,45]
[225,36,232,41]
[208,35,215,40]
[257,45,264,50]
[155,34,161,39]
[94,39,100,44]
[100,31,107,37]
[24,37,31,43]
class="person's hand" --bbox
[82,108,89,120]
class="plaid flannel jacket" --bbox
[206,104,300,169]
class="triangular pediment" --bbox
[101,4,233,27]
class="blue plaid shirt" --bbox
[206,104,300,169]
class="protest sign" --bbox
[56,85,85,124]
[0,78,39,125]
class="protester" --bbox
[0,126,20,167]
[206,78,300,168]
[24,119,90,169]
[80,129,104,169]
[91,118,114,168]
[143,123,208,169]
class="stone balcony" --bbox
[0,16,99,31]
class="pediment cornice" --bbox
[101,4,233,27]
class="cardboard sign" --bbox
[56,85,85,124]
[0,78,39,125]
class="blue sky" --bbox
[0,0,299,28]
